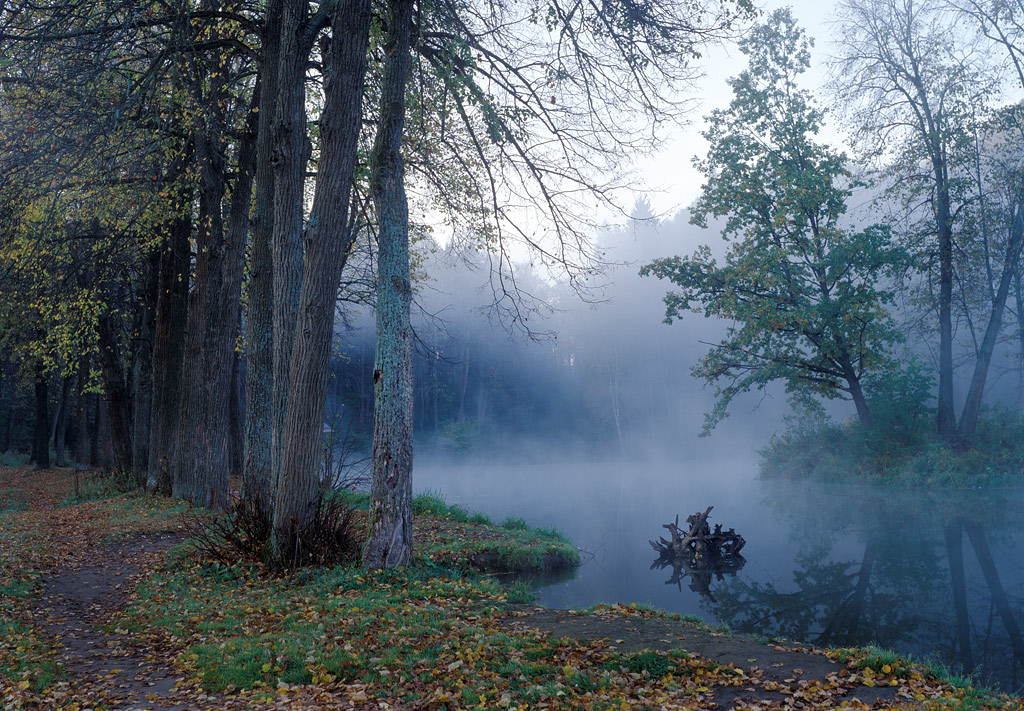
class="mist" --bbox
[322,200,1024,695]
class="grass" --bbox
[121,557,729,707]
[832,645,1007,709]
[60,469,137,507]
[0,451,29,468]
[2,465,1023,710]
[333,487,580,575]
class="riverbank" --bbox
[1,466,1020,709]
[759,410,1024,486]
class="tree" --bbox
[270,0,373,563]
[642,9,908,431]
[832,0,1009,444]
[362,0,416,569]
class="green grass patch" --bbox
[328,487,579,575]
[412,489,491,525]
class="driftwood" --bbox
[650,506,745,559]
[649,506,746,601]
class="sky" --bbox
[639,0,841,217]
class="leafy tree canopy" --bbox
[641,8,910,433]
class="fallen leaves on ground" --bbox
[1,466,1022,710]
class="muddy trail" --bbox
[36,534,190,710]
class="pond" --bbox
[415,453,1024,694]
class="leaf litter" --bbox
[1,465,1021,710]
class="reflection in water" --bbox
[650,550,745,602]
[702,485,1024,693]
[413,457,1024,695]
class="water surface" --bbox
[415,455,1024,694]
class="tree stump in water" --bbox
[650,506,746,601]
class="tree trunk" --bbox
[89,392,100,467]
[54,376,71,467]
[0,361,7,453]
[272,0,371,564]
[242,0,282,517]
[173,77,255,511]
[229,326,244,481]
[843,362,873,429]
[270,0,311,495]
[148,209,191,493]
[97,312,133,474]
[363,0,416,570]
[131,247,161,485]
[75,356,90,469]
[936,167,957,441]
[32,362,49,468]
[49,376,66,452]
[96,394,112,470]
[1015,266,1024,368]
[4,404,14,454]
[957,191,1024,441]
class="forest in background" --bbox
[0,0,1023,570]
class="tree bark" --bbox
[96,395,112,470]
[89,391,100,467]
[270,0,312,493]
[32,362,49,468]
[363,0,416,570]
[75,355,90,469]
[842,361,872,429]
[0,361,7,453]
[173,78,255,510]
[49,376,65,452]
[131,246,160,485]
[936,147,957,442]
[272,0,372,564]
[229,325,244,481]
[54,375,71,467]
[96,313,132,474]
[243,0,283,518]
[148,209,191,493]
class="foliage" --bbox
[436,417,481,452]
[641,9,909,433]
[759,406,1024,485]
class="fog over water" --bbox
[332,207,1024,693]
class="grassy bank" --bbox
[760,408,1024,485]
[337,488,580,576]
[1,466,1022,709]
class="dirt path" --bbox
[505,606,910,709]
[35,533,196,711]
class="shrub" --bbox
[186,494,360,569]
